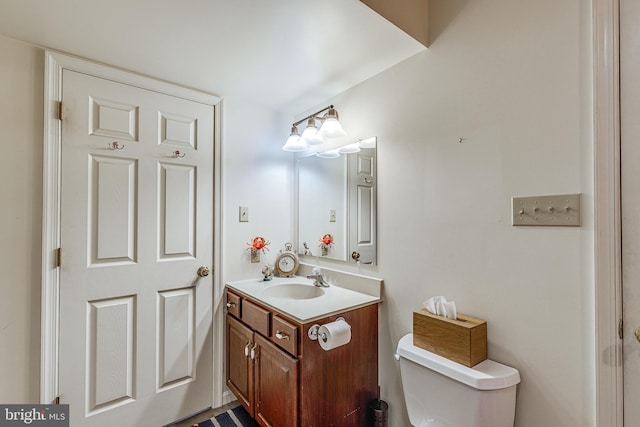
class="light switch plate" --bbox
[239,206,249,222]
[330,209,337,222]
[512,194,581,227]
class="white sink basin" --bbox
[264,283,325,300]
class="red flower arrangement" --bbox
[247,236,270,253]
[319,233,334,248]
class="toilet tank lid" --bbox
[396,334,521,390]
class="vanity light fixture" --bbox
[282,124,307,152]
[300,117,323,146]
[358,136,377,148]
[316,137,376,158]
[318,106,346,138]
[337,142,361,154]
[316,149,341,159]
[282,105,347,152]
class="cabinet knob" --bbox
[244,342,251,357]
[250,343,258,360]
[226,302,237,308]
[275,331,290,341]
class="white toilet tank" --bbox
[396,333,520,427]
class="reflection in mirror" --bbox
[298,154,348,261]
[296,138,376,265]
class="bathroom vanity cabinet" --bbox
[225,288,379,427]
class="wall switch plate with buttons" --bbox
[512,194,581,227]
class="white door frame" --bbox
[40,51,225,410]
[594,0,624,426]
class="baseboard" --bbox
[221,390,236,406]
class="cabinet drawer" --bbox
[271,315,298,356]
[242,299,270,337]
[226,290,241,318]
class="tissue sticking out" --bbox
[423,296,457,320]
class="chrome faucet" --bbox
[307,267,329,287]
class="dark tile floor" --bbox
[168,401,239,427]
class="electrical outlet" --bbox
[239,206,249,222]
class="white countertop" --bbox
[226,276,381,323]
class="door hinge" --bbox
[54,396,60,405]
[56,248,62,268]
[57,101,63,121]
[618,319,623,340]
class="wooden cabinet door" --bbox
[254,334,299,427]
[226,314,254,414]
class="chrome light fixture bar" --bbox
[282,104,347,152]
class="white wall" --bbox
[0,35,43,403]
[298,0,594,425]
[220,98,294,282]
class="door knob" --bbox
[197,266,210,277]
[351,251,360,261]
[635,327,640,343]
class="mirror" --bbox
[295,138,377,265]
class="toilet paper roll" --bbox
[318,318,351,351]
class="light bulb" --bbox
[282,125,307,152]
[300,118,324,145]
[318,107,346,138]
[337,143,360,154]
[319,118,346,138]
[316,149,341,158]
[358,137,376,148]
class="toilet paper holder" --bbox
[308,317,345,342]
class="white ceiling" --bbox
[0,0,424,113]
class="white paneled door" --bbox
[348,147,376,265]
[622,0,640,424]
[58,69,214,426]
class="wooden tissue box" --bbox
[413,309,487,367]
